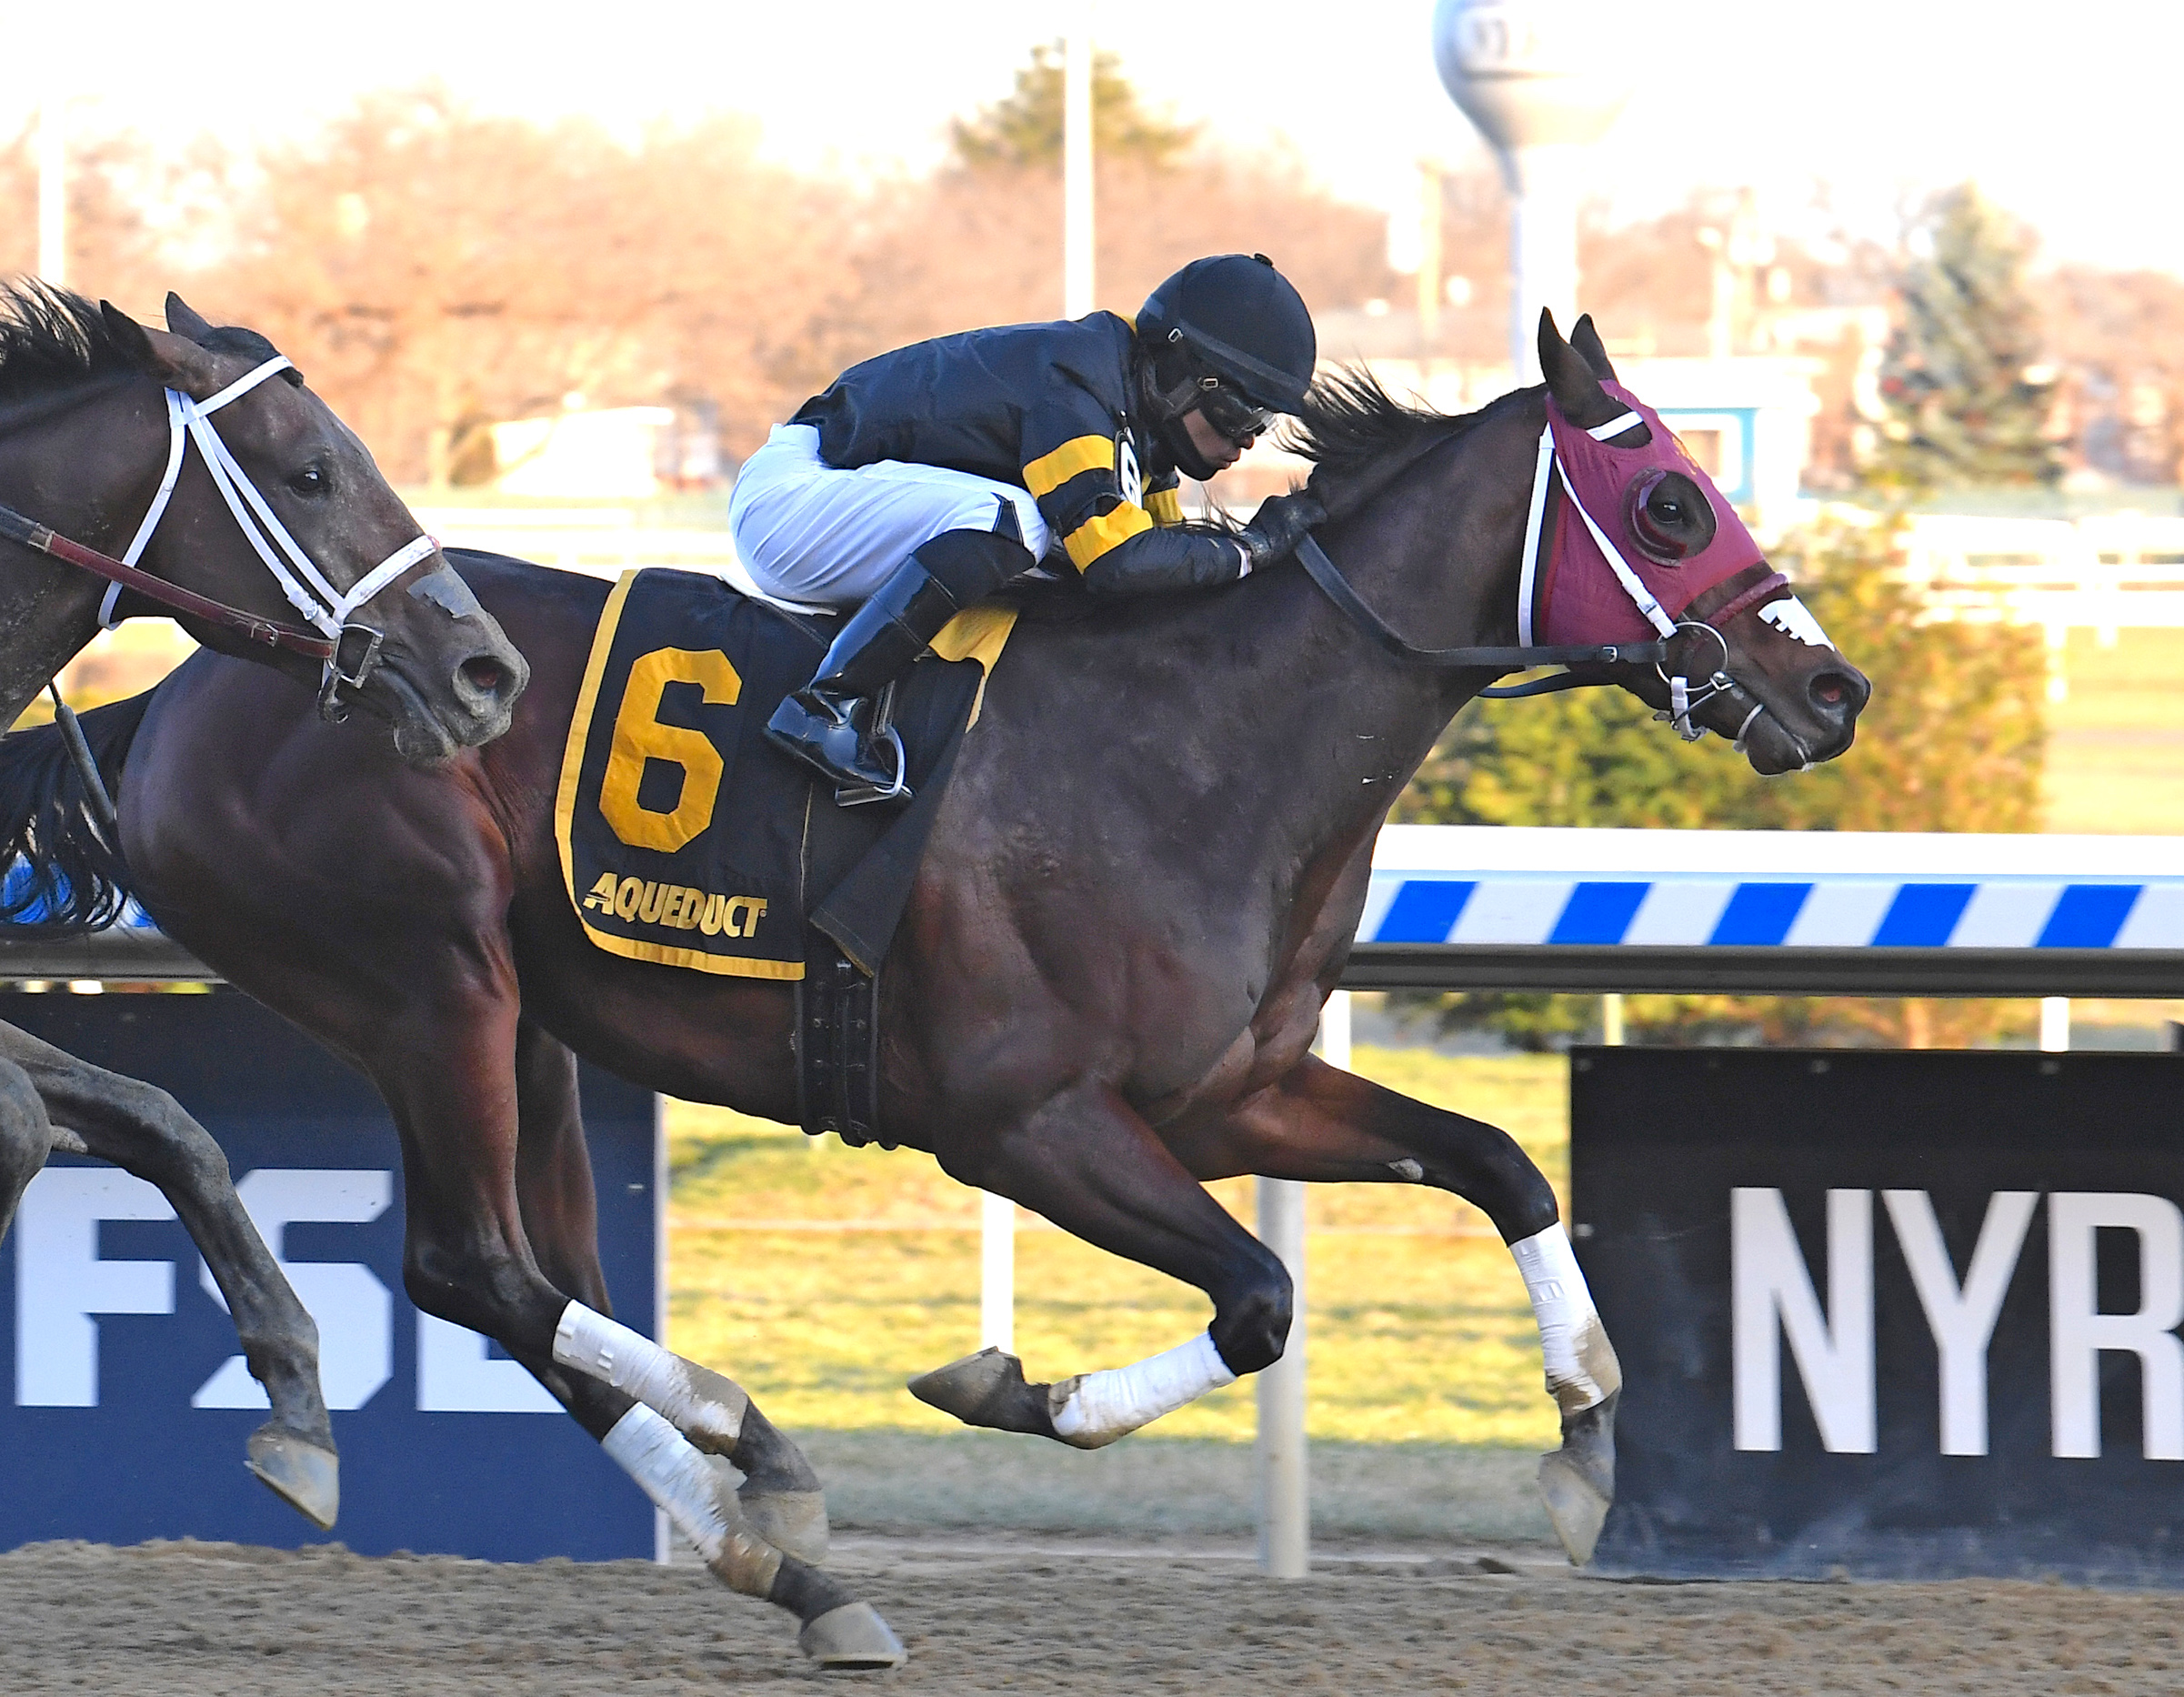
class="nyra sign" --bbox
[1575,1047,2184,1584]
[0,993,661,1561]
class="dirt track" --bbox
[3,1533,2179,1694]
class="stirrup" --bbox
[834,724,910,808]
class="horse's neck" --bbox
[0,382,168,731]
[1191,404,1538,851]
[995,400,1538,894]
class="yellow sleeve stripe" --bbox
[1147,487,1183,527]
[1022,434,1115,497]
[1063,502,1155,570]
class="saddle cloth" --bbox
[556,567,1015,980]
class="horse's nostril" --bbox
[1809,669,1860,718]
[461,657,506,697]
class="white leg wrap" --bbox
[602,1404,782,1597]
[1511,1223,1615,1413]
[1049,1330,1237,1449]
[555,1300,748,1451]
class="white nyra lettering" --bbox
[1731,1187,2184,1462]
[583,875,767,939]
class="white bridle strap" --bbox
[1553,455,1678,638]
[99,388,193,628]
[1516,423,1554,648]
[105,354,435,643]
[1586,410,1643,442]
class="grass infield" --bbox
[665,1049,1566,1460]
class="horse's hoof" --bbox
[740,1487,828,1565]
[246,1426,340,1531]
[907,1347,1055,1436]
[797,1601,908,1670]
[1537,1389,1618,1566]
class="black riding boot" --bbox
[767,526,1031,800]
[765,567,953,798]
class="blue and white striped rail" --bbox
[1347,828,2184,996]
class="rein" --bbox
[1,356,438,719]
[1292,534,1665,677]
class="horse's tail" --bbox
[0,691,155,935]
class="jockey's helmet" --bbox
[1137,254,1316,478]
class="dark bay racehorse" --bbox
[0,284,528,1526]
[5,314,1868,1668]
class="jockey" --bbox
[734,252,1326,798]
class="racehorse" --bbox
[0,283,528,1527]
[3,312,1868,1669]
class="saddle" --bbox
[556,567,1016,1145]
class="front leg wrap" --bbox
[554,1301,749,1453]
[1049,1330,1237,1449]
[1510,1224,1620,1413]
[603,1404,783,1597]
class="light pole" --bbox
[37,98,65,287]
[1431,1,1632,383]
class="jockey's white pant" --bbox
[728,423,1050,607]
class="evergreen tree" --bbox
[949,43,1198,171]
[1868,184,2063,494]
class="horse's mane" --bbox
[0,283,141,405]
[0,280,299,406]
[1282,366,1515,516]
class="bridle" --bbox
[0,355,437,722]
[1292,399,1808,760]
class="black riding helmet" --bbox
[1137,253,1316,481]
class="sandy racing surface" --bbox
[5,1533,2181,1694]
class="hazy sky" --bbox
[18,1,2181,273]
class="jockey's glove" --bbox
[1236,490,1327,577]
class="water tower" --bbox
[1431,0,1633,382]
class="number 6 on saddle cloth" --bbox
[554,566,1017,1146]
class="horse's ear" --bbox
[104,299,221,392]
[164,292,216,344]
[1570,315,1619,384]
[98,301,159,372]
[1538,308,1612,422]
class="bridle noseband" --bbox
[0,355,438,723]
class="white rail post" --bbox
[1062,16,1095,320]
[1259,991,1343,1577]
[37,99,65,287]
[1601,992,1626,1046]
[979,1190,1015,1353]
[2040,997,2071,1054]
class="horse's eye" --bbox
[288,463,329,497]
[1650,495,1683,523]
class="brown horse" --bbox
[0,283,529,1527]
[7,314,1868,1669]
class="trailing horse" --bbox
[4,315,1868,1669]
[0,282,530,1527]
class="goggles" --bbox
[1193,378,1276,446]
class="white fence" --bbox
[1901,512,2184,641]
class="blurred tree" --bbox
[0,120,174,310]
[949,42,1199,169]
[199,88,857,479]
[1868,184,2063,495]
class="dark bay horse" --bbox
[7,314,1868,1668]
[0,284,529,1527]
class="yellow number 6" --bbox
[598,648,741,853]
